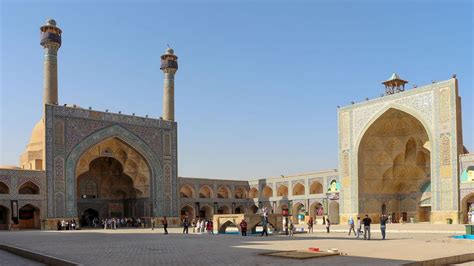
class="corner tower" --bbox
[40,18,62,106]
[160,47,178,121]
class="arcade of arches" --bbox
[75,138,151,226]
[358,109,431,223]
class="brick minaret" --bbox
[160,47,178,121]
[40,18,62,106]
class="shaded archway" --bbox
[234,187,247,199]
[461,193,474,224]
[180,184,195,198]
[293,183,305,196]
[77,156,148,218]
[328,201,339,224]
[292,202,305,223]
[217,186,231,199]
[235,205,246,214]
[219,220,239,234]
[181,205,195,219]
[309,201,323,217]
[65,125,162,218]
[358,108,430,222]
[19,181,39,195]
[217,205,231,214]
[199,205,213,219]
[0,182,9,194]
[309,181,323,194]
[249,205,258,214]
[199,185,213,198]
[81,208,99,227]
[19,204,40,229]
[0,205,9,230]
[249,188,258,199]
[262,186,273,198]
[277,185,288,197]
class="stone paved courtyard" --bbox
[0,224,472,265]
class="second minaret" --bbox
[40,19,62,106]
[160,47,178,121]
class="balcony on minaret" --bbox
[40,19,62,47]
[382,73,408,95]
[160,47,178,71]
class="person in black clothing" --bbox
[162,216,168,234]
[362,215,372,240]
[380,214,388,240]
[183,217,189,234]
[261,220,268,237]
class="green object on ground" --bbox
[465,225,474,235]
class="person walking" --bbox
[325,217,331,233]
[239,219,247,236]
[356,216,362,238]
[183,217,189,234]
[380,214,388,240]
[362,214,372,240]
[348,216,356,236]
[151,219,155,230]
[307,217,314,234]
[261,219,269,237]
[162,216,168,235]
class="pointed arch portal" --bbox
[358,108,431,223]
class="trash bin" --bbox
[466,225,474,235]
[446,218,453,224]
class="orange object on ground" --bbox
[308,247,320,252]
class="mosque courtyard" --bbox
[0,224,472,265]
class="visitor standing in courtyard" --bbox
[206,219,214,234]
[348,216,356,236]
[380,214,388,240]
[356,216,362,238]
[307,217,314,234]
[191,219,196,233]
[162,216,168,234]
[261,219,269,237]
[363,214,372,240]
[200,219,206,233]
[240,219,247,236]
[288,220,294,236]
[182,216,189,234]
[325,217,331,233]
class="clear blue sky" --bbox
[1,0,472,180]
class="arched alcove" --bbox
[358,108,430,222]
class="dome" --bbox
[28,120,45,145]
[46,18,57,26]
[166,47,174,55]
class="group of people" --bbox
[191,218,214,234]
[152,216,215,235]
[56,219,77,230]
[347,214,389,240]
[306,216,331,233]
[100,217,146,229]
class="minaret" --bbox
[40,18,62,106]
[160,47,178,121]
